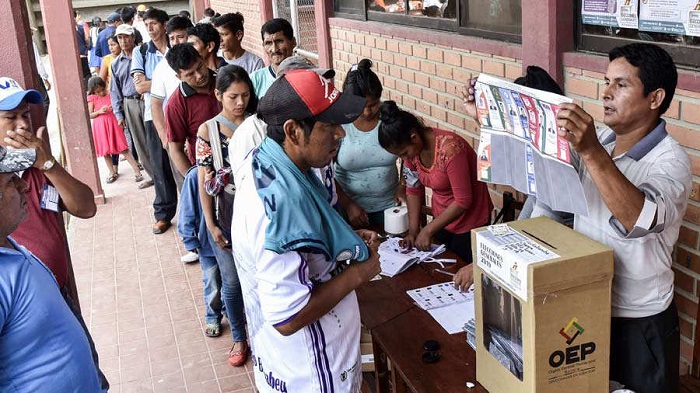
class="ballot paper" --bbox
[406,282,476,334]
[378,237,447,277]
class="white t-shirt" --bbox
[231,155,362,393]
[150,57,180,109]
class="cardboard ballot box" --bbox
[472,217,613,393]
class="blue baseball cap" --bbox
[0,77,43,111]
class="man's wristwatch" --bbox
[41,157,56,172]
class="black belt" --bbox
[125,95,141,100]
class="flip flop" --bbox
[106,173,118,184]
[205,322,221,338]
[134,174,144,183]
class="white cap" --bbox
[115,24,134,36]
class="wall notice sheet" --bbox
[640,0,700,36]
[581,0,639,28]
[475,74,588,216]
[406,282,475,334]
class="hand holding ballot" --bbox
[460,77,479,122]
[556,102,603,158]
[453,264,474,291]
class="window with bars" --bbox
[333,0,522,42]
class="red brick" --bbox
[679,225,699,247]
[678,88,700,100]
[482,60,505,77]
[381,51,395,65]
[685,204,700,227]
[413,46,427,59]
[415,73,430,88]
[420,61,436,74]
[401,68,416,83]
[462,55,482,73]
[505,64,522,81]
[565,66,582,76]
[679,317,694,340]
[389,91,403,105]
[582,70,605,80]
[360,46,371,58]
[566,77,598,99]
[431,106,447,122]
[416,100,431,117]
[445,52,461,67]
[403,96,416,110]
[399,43,413,56]
[347,33,356,44]
[395,80,409,94]
[453,68,472,88]
[371,49,382,62]
[365,35,375,47]
[676,246,700,275]
[674,267,696,294]
[375,37,387,50]
[383,76,396,90]
[429,77,446,92]
[667,122,700,151]
[493,55,515,62]
[406,58,421,71]
[427,48,443,62]
[665,99,680,120]
[355,33,365,45]
[675,292,698,318]
[692,182,700,203]
[423,90,438,104]
[690,154,700,177]
[408,84,422,98]
[448,112,467,130]
[393,54,407,68]
[435,64,453,80]
[681,101,700,125]
[387,40,399,53]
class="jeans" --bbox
[199,254,223,325]
[144,120,177,222]
[208,226,247,342]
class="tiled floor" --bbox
[68,163,256,393]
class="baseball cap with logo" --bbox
[257,69,365,126]
[0,77,43,111]
[115,24,135,36]
[107,12,122,24]
[0,145,36,173]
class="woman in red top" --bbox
[378,101,493,287]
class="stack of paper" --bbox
[377,238,446,277]
[406,282,475,334]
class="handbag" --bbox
[205,118,236,231]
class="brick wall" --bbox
[208,0,266,60]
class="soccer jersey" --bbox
[231,154,362,393]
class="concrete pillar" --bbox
[39,0,104,203]
[260,0,274,25]
[190,0,207,21]
[521,0,574,87]
[0,0,41,106]
[315,0,333,69]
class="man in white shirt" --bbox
[556,43,690,393]
[231,69,380,393]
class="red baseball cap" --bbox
[257,69,365,126]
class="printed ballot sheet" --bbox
[407,283,476,334]
[378,238,446,277]
[475,74,589,216]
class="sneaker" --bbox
[181,251,199,263]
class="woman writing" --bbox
[378,101,492,289]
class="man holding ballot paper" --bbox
[464,43,690,393]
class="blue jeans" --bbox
[209,226,247,342]
[199,254,223,325]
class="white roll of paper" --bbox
[384,205,409,235]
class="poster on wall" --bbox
[639,0,700,36]
[581,0,640,28]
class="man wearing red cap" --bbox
[231,69,381,392]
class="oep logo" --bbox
[548,317,596,368]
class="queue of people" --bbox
[2,5,690,393]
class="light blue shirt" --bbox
[335,121,399,213]
[0,238,103,392]
[130,41,166,122]
[250,66,276,98]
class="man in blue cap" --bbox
[0,77,107,389]
[94,11,123,66]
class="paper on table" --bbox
[428,300,476,335]
[378,238,446,277]
[407,283,476,334]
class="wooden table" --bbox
[356,254,488,392]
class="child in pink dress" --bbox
[87,76,143,184]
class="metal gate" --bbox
[273,0,319,61]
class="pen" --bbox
[434,269,455,277]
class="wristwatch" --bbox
[41,157,56,172]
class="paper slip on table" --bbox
[356,249,487,392]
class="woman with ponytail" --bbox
[378,101,492,289]
[335,59,405,227]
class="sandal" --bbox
[134,174,144,183]
[205,322,221,338]
[228,341,249,367]
[106,173,119,184]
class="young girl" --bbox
[87,76,143,184]
[195,65,258,367]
